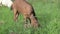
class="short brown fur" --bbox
[11,0,38,28]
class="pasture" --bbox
[0,0,60,34]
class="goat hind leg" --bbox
[13,9,19,22]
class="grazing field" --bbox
[0,0,60,34]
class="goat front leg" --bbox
[30,14,38,28]
[24,15,28,28]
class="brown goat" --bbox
[11,0,38,28]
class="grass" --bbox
[0,0,60,34]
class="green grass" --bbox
[0,0,60,34]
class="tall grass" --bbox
[0,0,60,34]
